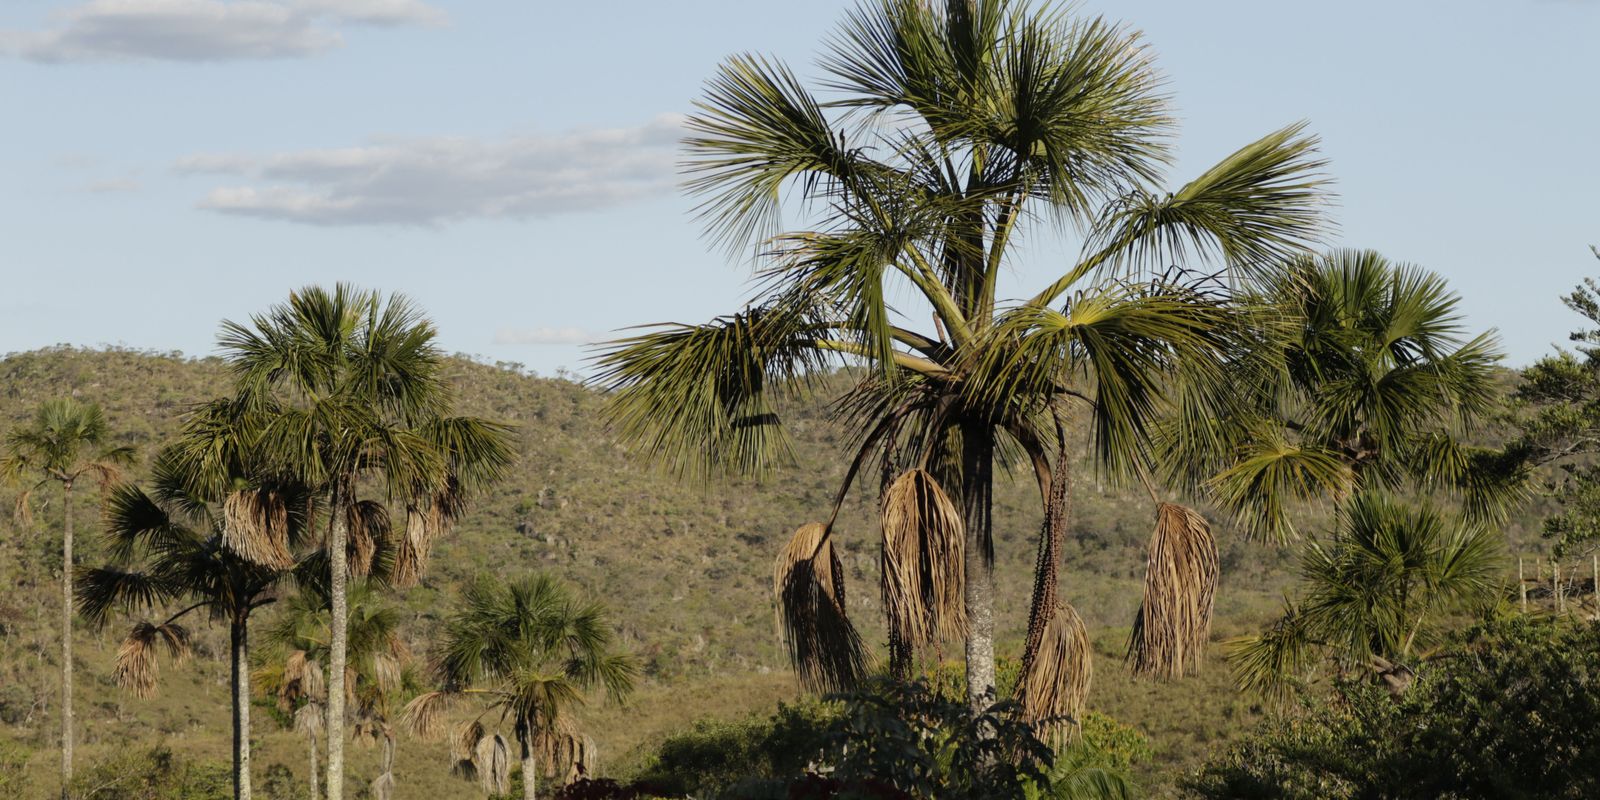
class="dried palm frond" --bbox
[346,500,390,578]
[401,690,459,738]
[475,732,511,795]
[1018,602,1092,745]
[393,505,431,588]
[773,522,868,693]
[293,701,325,736]
[223,489,294,569]
[451,720,485,762]
[370,652,402,692]
[114,621,191,698]
[880,469,967,653]
[301,658,325,702]
[1128,503,1219,679]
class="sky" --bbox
[2,0,1596,376]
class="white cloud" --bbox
[492,327,596,346]
[177,114,685,226]
[0,0,445,63]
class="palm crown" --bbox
[597,0,1329,711]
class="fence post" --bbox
[1519,556,1528,613]
[1593,555,1598,622]
[1555,560,1565,615]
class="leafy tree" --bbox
[256,583,414,800]
[77,449,313,800]
[1163,249,1513,540]
[404,573,637,800]
[1188,617,1600,800]
[1228,494,1504,698]
[597,0,1328,717]
[1,398,134,799]
[1510,248,1600,557]
[217,284,516,800]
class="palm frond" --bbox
[880,469,967,651]
[773,522,869,693]
[1128,504,1217,679]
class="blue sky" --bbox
[2,0,1596,376]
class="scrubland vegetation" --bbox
[4,1,1599,798]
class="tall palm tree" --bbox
[218,284,516,800]
[257,583,413,800]
[1228,493,1504,698]
[1,398,133,799]
[596,0,1328,714]
[76,452,312,800]
[404,574,637,800]
[1163,250,1515,539]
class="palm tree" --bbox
[76,452,311,800]
[1,398,134,799]
[1163,249,1515,539]
[218,284,516,800]
[403,574,637,800]
[1228,493,1504,698]
[596,0,1328,716]
[257,583,413,800]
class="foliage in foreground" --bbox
[633,678,1140,800]
[1187,617,1600,799]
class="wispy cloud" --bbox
[492,327,597,346]
[0,0,445,63]
[175,114,685,226]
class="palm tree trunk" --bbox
[959,423,997,715]
[307,730,319,800]
[325,484,350,800]
[519,730,538,800]
[59,481,74,800]
[231,619,253,800]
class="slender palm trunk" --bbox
[60,482,74,800]
[959,424,997,715]
[325,485,350,800]
[231,619,253,800]
[518,732,538,800]
[307,729,320,800]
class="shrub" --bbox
[1186,617,1600,799]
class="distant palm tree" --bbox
[1163,249,1515,539]
[218,284,516,800]
[1228,493,1504,698]
[257,583,413,800]
[404,574,636,800]
[596,0,1328,717]
[1,398,133,799]
[77,450,311,800]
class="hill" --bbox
[0,346,1544,797]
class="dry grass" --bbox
[1128,503,1219,679]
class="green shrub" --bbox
[69,746,231,799]
[1186,617,1600,799]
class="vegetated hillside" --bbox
[0,347,1542,796]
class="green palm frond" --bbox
[1205,438,1353,542]
[594,309,834,479]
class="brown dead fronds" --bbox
[773,522,868,693]
[1128,503,1219,679]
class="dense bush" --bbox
[68,746,230,799]
[1186,617,1600,799]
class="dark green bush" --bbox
[1186,617,1600,799]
